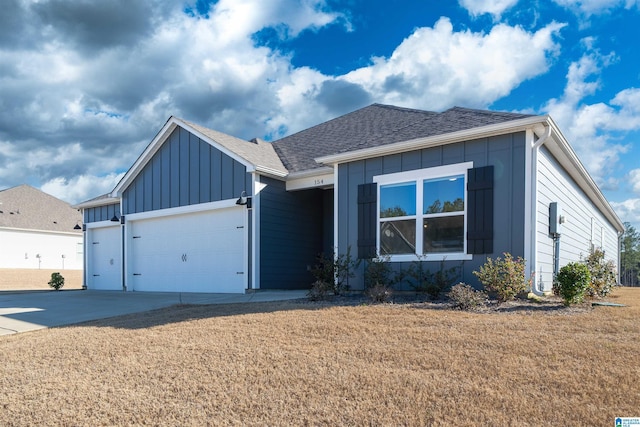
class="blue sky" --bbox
[0,0,639,229]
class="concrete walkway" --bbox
[0,289,308,336]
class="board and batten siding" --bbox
[122,127,251,215]
[338,132,527,290]
[259,176,329,290]
[535,146,619,292]
[84,203,121,224]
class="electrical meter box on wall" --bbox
[549,202,563,236]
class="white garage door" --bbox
[128,207,246,293]
[88,226,122,290]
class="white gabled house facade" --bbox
[0,185,83,271]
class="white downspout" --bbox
[526,124,551,295]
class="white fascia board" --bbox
[315,115,548,166]
[255,165,288,180]
[0,226,82,237]
[124,198,239,222]
[543,117,624,233]
[112,117,257,197]
[286,167,334,191]
[73,196,121,210]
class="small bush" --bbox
[364,255,404,288]
[48,272,65,291]
[307,280,333,301]
[448,283,487,310]
[408,258,461,299]
[310,247,360,296]
[473,253,531,303]
[366,283,394,303]
[584,248,617,298]
[554,262,591,306]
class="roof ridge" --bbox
[371,103,438,116]
[444,105,534,117]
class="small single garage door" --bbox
[88,225,122,290]
[128,207,246,293]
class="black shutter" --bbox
[467,166,494,254]
[357,183,377,259]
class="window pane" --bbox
[380,220,416,254]
[423,216,464,253]
[423,175,464,214]
[380,182,416,218]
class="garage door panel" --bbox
[89,226,121,290]
[129,207,246,293]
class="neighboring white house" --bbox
[0,185,83,270]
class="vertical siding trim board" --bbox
[467,165,494,254]
[251,173,261,290]
[333,164,340,255]
[357,183,377,259]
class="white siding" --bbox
[0,228,83,270]
[535,147,619,291]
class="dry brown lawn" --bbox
[1,288,639,426]
[0,268,83,291]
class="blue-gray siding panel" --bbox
[84,203,120,223]
[170,132,180,208]
[179,129,190,206]
[160,143,171,209]
[122,127,250,214]
[338,132,527,290]
[259,177,332,290]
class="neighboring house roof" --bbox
[0,184,82,234]
[271,104,533,173]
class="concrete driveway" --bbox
[0,289,308,336]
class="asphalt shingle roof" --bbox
[181,118,288,176]
[271,104,534,172]
[0,185,82,233]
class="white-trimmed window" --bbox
[374,162,473,261]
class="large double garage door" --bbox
[87,206,246,293]
[128,207,246,293]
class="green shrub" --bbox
[48,272,65,291]
[447,283,487,310]
[366,283,394,303]
[310,247,360,296]
[364,255,404,288]
[307,280,333,301]
[473,253,531,302]
[584,248,617,298]
[408,258,461,299]
[554,262,591,306]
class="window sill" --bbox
[382,253,474,263]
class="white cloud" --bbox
[629,169,640,194]
[0,0,347,202]
[40,173,125,205]
[0,1,571,206]
[610,198,640,227]
[541,48,640,188]
[458,0,519,17]
[343,17,565,111]
[552,0,639,16]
